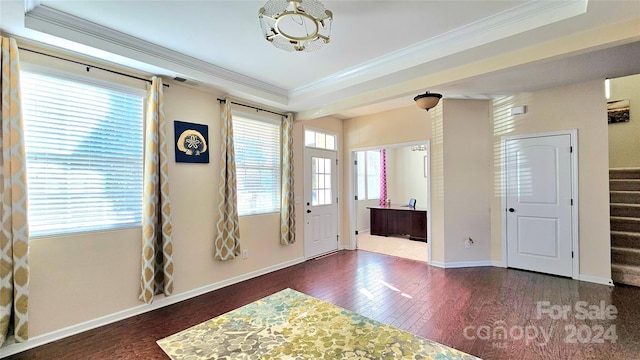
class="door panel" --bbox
[517,217,558,257]
[506,134,573,277]
[305,148,338,258]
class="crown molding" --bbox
[20,0,593,114]
[24,4,289,105]
[288,0,589,104]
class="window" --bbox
[356,150,381,200]
[305,129,336,150]
[21,71,144,237]
[233,115,281,216]
[311,156,333,206]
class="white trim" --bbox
[289,0,588,101]
[22,1,587,110]
[500,129,580,279]
[431,262,613,286]
[430,261,494,269]
[578,274,614,286]
[350,140,432,153]
[20,62,147,96]
[0,257,306,358]
[571,130,580,279]
[349,150,357,251]
[303,130,340,259]
[425,142,432,265]
[23,5,288,105]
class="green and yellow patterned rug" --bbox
[157,288,480,359]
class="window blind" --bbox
[366,150,381,200]
[233,115,281,216]
[21,71,144,237]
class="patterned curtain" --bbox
[280,113,295,245]
[214,98,241,260]
[139,76,174,304]
[0,37,29,346]
[379,149,387,206]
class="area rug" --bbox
[157,288,480,359]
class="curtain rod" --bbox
[18,47,169,88]
[218,98,286,117]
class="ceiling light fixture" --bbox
[414,91,443,111]
[259,0,333,52]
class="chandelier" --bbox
[259,0,333,52]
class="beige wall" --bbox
[354,145,428,232]
[343,105,433,250]
[23,48,330,337]
[22,44,614,341]
[388,146,428,209]
[344,82,611,280]
[490,80,611,280]
[343,106,433,149]
[442,99,492,263]
[608,74,640,168]
[343,99,491,265]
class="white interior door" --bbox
[304,148,338,258]
[506,134,573,277]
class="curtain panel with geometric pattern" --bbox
[280,113,295,245]
[0,36,30,346]
[379,149,387,206]
[139,76,174,304]
[214,98,241,260]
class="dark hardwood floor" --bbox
[5,250,640,359]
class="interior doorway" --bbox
[349,141,431,262]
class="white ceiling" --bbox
[1,0,639,119]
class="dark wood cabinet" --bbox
[367,205,427,242]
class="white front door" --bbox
[505,133,574,277]
[304,148,338,258]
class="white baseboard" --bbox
[429,260,493,269]
[579,274,614,286]
[0,257,306,358]
[492,260,506,268]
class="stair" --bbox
[610,204,640,218]
[610,168,640,286]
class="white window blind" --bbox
[355,150,381,200]
[233,115,281,216]
[366,150,381,200]
[21,71,144,237]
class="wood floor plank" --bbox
[4,250,640,359]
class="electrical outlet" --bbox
[242,249,249,259]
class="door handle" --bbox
[306,209,311,213]
[508,208,515,212]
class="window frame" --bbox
[20,64,147,238]
[232,111,282,217]
[304,128,337,151]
